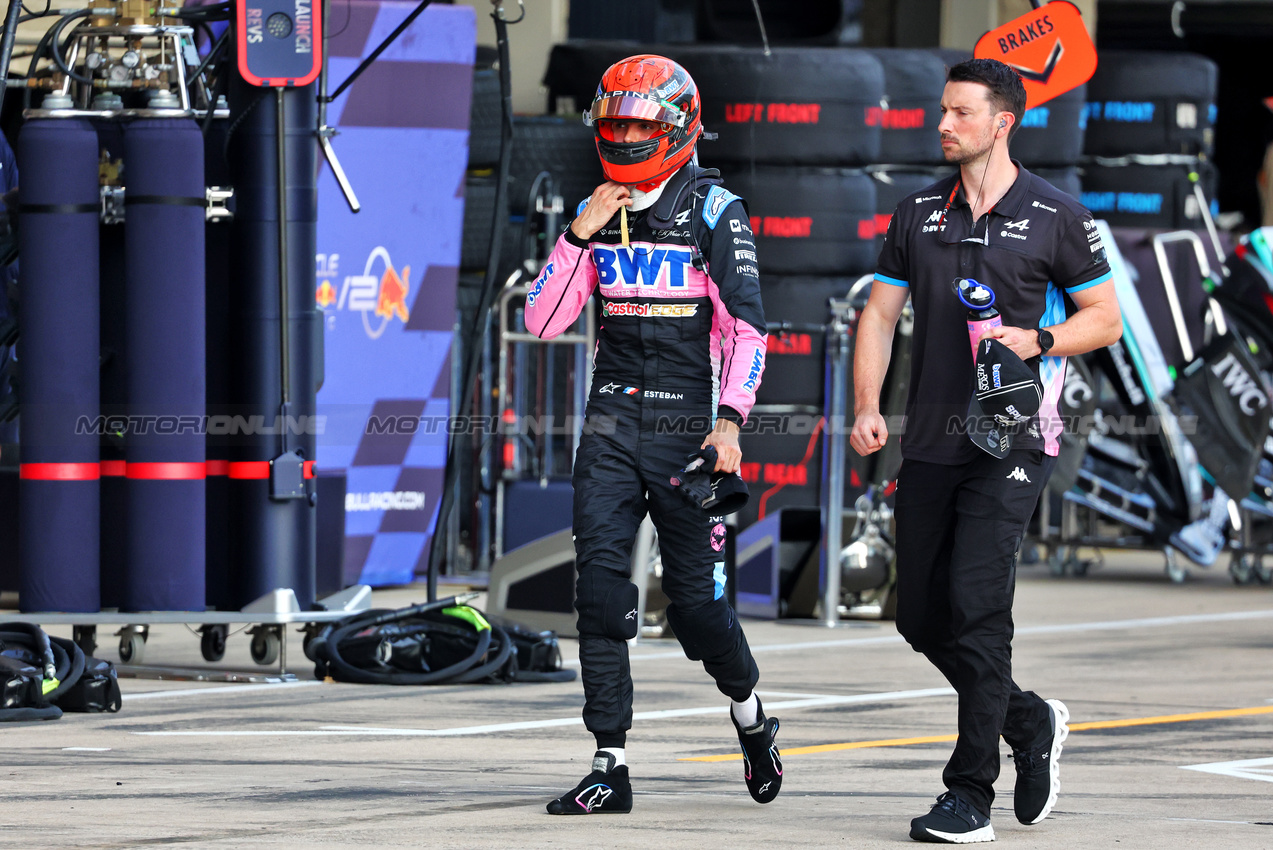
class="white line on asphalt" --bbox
[574,608,1273,668]
[1181,757,1273,784]
[134,687,955,737]
[125,681,325,701]
[1167,819,1263,824]
[62,747,111,752]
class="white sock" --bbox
[731,693,760,728]
[599,747,625,769]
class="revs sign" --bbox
[974,0,1097,110]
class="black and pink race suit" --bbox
[525,165,768,747]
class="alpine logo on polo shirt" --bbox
[1001,218,1030,240]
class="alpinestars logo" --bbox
[625,608,637,621]
[758,781,772,795]
[1007,466,1031,482]
[575,784,613,812]
[599,383,621,394]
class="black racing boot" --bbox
[546,751,633,815]
[732,699,783,804]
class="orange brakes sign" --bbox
[974,0,1097,110]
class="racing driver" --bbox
[525,54,781,814]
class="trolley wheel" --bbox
[1047,545,1069,577]
[1229,553,1256,585]
[200,625,229,662]
[73,625,97,658]
[1255,558,1273,585]
[250,627,281,666]
[119,632,145,664]
[1165,548,1188,584]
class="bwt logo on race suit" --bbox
[594,245,694,289]
[317,247,413,339]
[526,262,554,306]
[742,348,764,393]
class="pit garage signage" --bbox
[974,0,1097,110]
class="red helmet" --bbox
[584,55,703,188]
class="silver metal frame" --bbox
[489,273,595,562]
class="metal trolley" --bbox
[0,585,373,676]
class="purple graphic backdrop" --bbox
[316,1,472,586]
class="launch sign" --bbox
[237,0,323,86]
[973,0,1096,110]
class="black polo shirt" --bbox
[874,161,1113,464]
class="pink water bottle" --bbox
[955,277,1001,360]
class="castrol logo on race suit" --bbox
[601,301,698,318]
[594,245,694,289]
[741,348,764,393]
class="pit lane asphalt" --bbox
[3,549,1271,849]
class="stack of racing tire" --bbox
[1078,50,1220,230]
[548,42,885,529]
[542,43,1092,530]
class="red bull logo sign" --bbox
[315,247,413,338]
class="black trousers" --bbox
[893,449,1056,816]
[572,400,759,749]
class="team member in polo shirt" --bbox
[850,58,1122,843]
[526,54,780,815]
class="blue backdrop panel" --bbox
[316,2,472,586]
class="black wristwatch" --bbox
[1036,327,1054,356]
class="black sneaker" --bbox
[1012,698,1070,825]
[545,751,633,815]
[732,701,782,804]
[909,792,995,843]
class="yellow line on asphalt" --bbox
[681,705,1273,762]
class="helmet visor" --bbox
[585,92,686,129]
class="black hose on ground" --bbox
[308,597,523,685]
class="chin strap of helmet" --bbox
[646,163,723,229]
